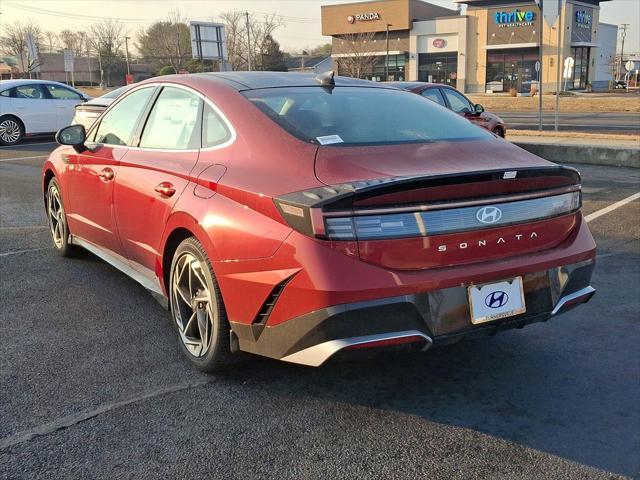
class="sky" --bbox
[0,0,638,54]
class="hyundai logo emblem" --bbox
[476,206,503,224]
[485,291,509,308]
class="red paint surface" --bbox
[43,74,596,334]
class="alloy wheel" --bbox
[0,119,21,144]
[47,185,65,248]
[171,253,216,357]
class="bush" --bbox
[158,66,176,76]
[509,88,518,97]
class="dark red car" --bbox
[389,81,507,137]
[44,72,595,371]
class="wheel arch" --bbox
[160,212,219,297]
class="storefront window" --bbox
[337,54,406,82]
[418,53,458,85]
[486,48,538,93]
[571,47,590,90]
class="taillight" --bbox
[273,167,581,241]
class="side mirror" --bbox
[56,124,87,153]
[474,104,485,115]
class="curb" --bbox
[512,142,640,168]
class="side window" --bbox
[202,103,231,148]
[421,88,446,107]
[45,84,82,100]
[94,87,154,146]
[14,85,46,100]
[140,87,202,150]
[0,89,12,97]
[441,88,473,114]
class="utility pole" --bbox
[385,23,391,81]
[124,36,131,75]
[245,11,252,71]
[618,24,629,81]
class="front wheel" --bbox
[46,178,74,257]
[169,237,236,372]
[0,116,24,146]
[492,126,505,138]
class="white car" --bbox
[0,79,90,145]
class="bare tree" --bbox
[86,19,126,86]
[334,32,377,79]
[220,11,283,71]
[44,31,58,54]
[59,30,85,57]
[0,21,43,76]
[136,10,191,73]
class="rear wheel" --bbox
[169,237,235,372]
[46,178,74,257]
[0,116,24,146]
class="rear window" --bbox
[242,86,491,146]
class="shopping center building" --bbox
[321,0,617,93]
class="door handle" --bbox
[98,168,115,182]
[155,182,176,198]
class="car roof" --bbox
[0,79,78,90]
[191,72,392,91]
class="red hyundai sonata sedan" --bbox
[44,72,596,371]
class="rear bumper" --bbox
[231,259,595,366]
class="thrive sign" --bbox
[575,10,592,29]
[494,9,535,27]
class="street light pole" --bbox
[618,24,629,81]
[385,23,391,81]
[124,36,131,75]
[554,0,563,131]
[538,0,544,131]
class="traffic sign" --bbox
[535,61,541,72]
[63,49,74,73]
[563,56,575,79]
[625,60,635,72]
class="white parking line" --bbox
[0,155,47,162]
[0,247,51,257]
[585,192,640,223]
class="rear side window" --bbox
[45,84,82,100]
[202,103,231,148]
[243,86,490,145]
[93,87,154,146]
[15,85,46,100]
[0,89,11,97]
[421,88,446,107]
[139,87,202,150]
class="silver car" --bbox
[71,85,131,129]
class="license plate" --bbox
[468,277,526,324]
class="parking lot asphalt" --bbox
[1,140,638,479]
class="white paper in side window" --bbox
[316,135,344,145]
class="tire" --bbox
[492,126,505,138]
[0,115,24,146]
[169,237,236,372]
[46,178,75,257]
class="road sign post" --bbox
[63,49,75,88]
